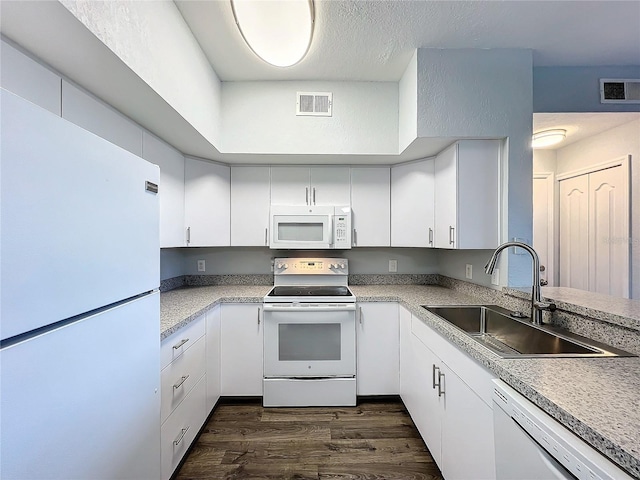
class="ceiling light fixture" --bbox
[531,129,567,149]
[230,0,315,68]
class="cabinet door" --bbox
[184,157,230,246]
[205,306,221,411]
[143,132,185,247]
[310,166,351,205]
[231,166,271,246]
[220,304,264,396]
[1,39,61,115]
[399,306,413,402]
[62,80,143,156]
[391,159,435,247]
[356,303,399,395]
[271,166,310,205]
[440,362,495,480]
[351,167,390,246]
[434,144,458,248]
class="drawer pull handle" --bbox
[173,338,189,350]
[173,426,190,446]
[173,375,190,389]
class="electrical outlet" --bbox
[491,268,500,286]
[197,259,206,272]
[389,259,398,273]
[465,264,473,279]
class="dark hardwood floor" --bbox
[174,398,444,480]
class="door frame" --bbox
[533,172,556,286]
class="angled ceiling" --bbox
[176,0,640,82]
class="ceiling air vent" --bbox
[296,92,332,116]
[600,79,640,104]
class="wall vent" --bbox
[600,79,640,104]
[296,92,332,116]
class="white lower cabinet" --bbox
[356,302,399,395]
[206,305,222,411]
[402,310,496,479]
[220,304,264,396]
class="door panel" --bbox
[559,176,589,290]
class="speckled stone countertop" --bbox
[161,284,640,478]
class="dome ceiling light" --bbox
[532,129,567,149]
[230,0,315,68]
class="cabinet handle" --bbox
[265,228,268,246]
[428,228,433,246]
[313,187,316,205]
[437,371,445,397]
[432,364,440,389]
[306,187,309,205]
[353,229,358,247]
[257,306,261,325]
[173,375,190,389]
[173,426,190,446]
[173,338,189,350]
[449,226,455,245]
[186,226,191,244]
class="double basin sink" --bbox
[422,305,633,358]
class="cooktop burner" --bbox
[267,286,352,297]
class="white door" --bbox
[184,157,230,246]
[351,167,391,246]
[391,158,435,247]
[533,173,555,286]
[434,144,458,248]
[559,175,589,291]
[589,166,629,298]
[230,166,271,246]
[309,166,351,205]
[270,166,310,205]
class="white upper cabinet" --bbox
[184,157,230,247]
[271,166,350,206]
[434,140,501,249]
[61,80,143,156]
[351,167,391,247]
[143,132,185,248]
[230,166,271,246]
[1,40,61,115]
[391,158,435,247]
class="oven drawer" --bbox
[263,307,356,377]
[263,377,356,407]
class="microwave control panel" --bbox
[333,214,351,249]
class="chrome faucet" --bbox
[484,241,556,325]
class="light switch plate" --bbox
[389,259,398,273]
[465,264,473,279]
[197,259,206,272]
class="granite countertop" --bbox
[160,284,640,478]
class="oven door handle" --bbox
[262,304,356,312]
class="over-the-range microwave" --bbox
[270,205,351,249]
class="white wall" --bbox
[415,48,534,288]
[59,0,223,147]
[533,150,557,173]
[555,119,640,299]
[398,51,418,152]
[221,81,398,155]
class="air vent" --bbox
[600,79,640,104]
[296,92,333,116]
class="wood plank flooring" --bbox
[174,398,444,480]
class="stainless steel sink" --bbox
[422,305,634,358]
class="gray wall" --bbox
[534,66,640,113]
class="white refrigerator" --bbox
[1,89,162,479]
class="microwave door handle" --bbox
[329,216,334,246]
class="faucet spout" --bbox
[485,241,556,325]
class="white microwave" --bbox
[270,205,351,249]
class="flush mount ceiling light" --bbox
[230,0,315,68]
[531,129,567,149]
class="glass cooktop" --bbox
[267,286,352,297]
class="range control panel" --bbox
[273,258,348,275]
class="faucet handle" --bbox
[534,300,556,312]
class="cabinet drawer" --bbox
[161,375,207,480]
[161,315,205,369]
[161,335,206,423]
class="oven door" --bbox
[263,304,356,377]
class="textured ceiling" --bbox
[176,0,640,82]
